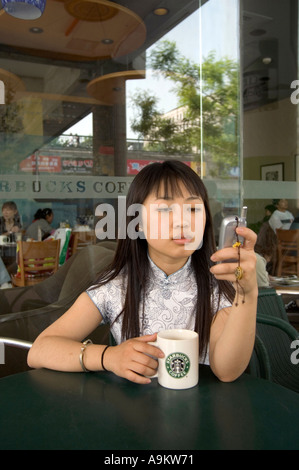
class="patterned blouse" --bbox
[87,257,232,363]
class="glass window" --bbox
[0,0,242,252]
[199,0,241,243]
[242,0,298,232]
[0,1,208,241]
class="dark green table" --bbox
[0,366,298,450]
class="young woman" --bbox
[28,161,258,383]
[25,208,54,241]
[0,201,22,236]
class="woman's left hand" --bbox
[210,227,257,294]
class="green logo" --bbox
[165,352,190,379]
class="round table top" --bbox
[0,365,298,450]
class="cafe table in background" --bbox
[0,365,298,450]
[270,276,299,295]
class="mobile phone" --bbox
[218,206,247,250]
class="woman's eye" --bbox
[157,207,172,213]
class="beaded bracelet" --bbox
[79,339,93,372]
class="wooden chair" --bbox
[72,230,96,253]
[67,232,79,258]
[276,229,299,276]
[11,240,61,287]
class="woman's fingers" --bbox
[236,226,257,251]
[105,335,164,384]
[210,227,257,292]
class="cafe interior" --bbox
[0,0,298,451]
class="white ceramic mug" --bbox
[0,235,9,245]
[151,329,199,390]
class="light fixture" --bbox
[153,7,169,16]
[29,26,43,33]
[101,38,114,45]
[1,0,46,19]
[87,70,145,105]
[262,57,272,65]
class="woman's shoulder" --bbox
[86,270,127,318]
[88,269,127,297]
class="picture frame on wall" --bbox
[260,163,284,181]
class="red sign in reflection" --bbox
[20,155,61,173]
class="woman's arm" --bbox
[28,292,164,383]
[209,227,258,382]
[27,293,106,372]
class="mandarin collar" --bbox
[148,255,192,284]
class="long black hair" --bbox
[93,161,234,358]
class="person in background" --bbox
[0,256,12,289]
[0,201,22,236]
[255,253,270,288]
[255,220,278,275]
[269,199,294,232]
[264,204,277,222]
[249,203,276,234]
[25,208,54,241]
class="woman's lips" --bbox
[172,237,193,245]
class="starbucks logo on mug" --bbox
[165,352,190,379]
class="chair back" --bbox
[247,334,272,381]
[257,287,289,322]
[255,314,299,393]
[13,240,61,287]
[276,229,299,276]
[72,230,96,253]
[67,232,79,258]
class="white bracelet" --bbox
[79,339,93,372]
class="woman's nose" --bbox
[172,209,190,228]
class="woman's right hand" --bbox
[103,333,164,384]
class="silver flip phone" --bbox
[218,206,247,249]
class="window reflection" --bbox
[2,0,297,249]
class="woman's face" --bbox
[46,213,54,224]
[141,181,206,271]
[2,206,17,222]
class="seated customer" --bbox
[25,208,54,241]
[255,252,270,288]
[269,199,294,232]
[0,256,12,289]
[0,201,22,236]
[255,221,278,275]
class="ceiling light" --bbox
[29,27,44,34]
[262,57,272,65]
[1,0,46,19]
[101,38,114,45]
[153,7,169,16]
